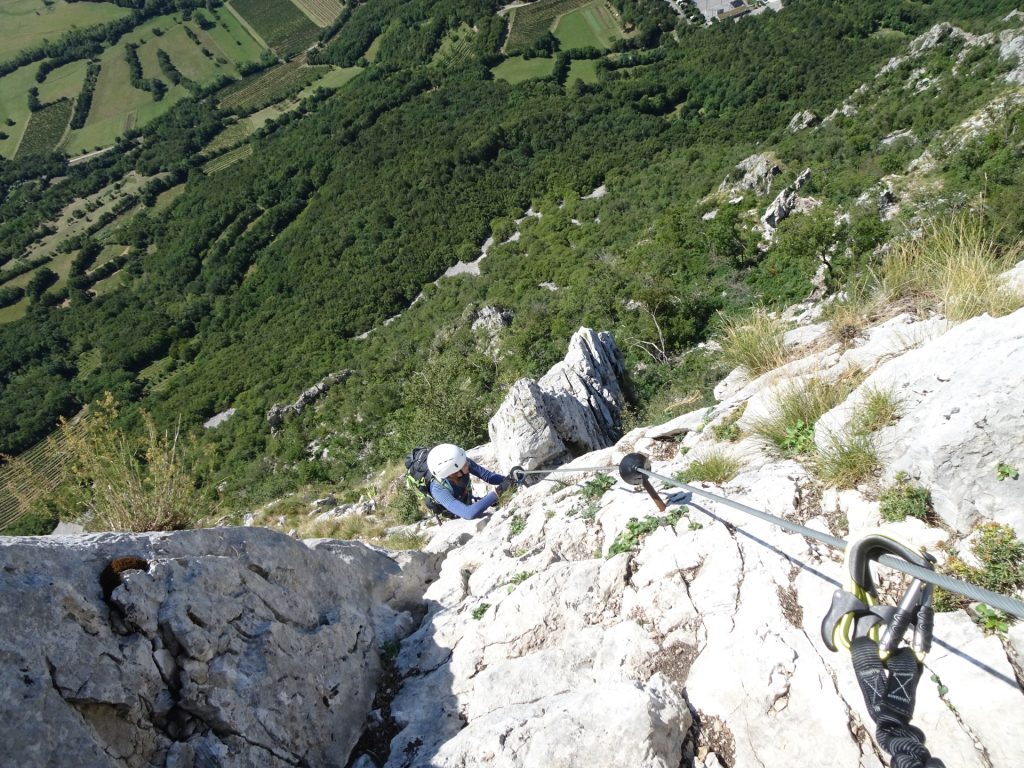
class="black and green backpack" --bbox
[404,447,456,521]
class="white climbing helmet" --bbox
[427,444,468,479]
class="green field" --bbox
[0,58,85,158]
[2,11,265,158]
[553,1,623,49]
[296,65,361,96]
[203,142,253,173]
[229,0,320,59]
[62,13,265,155]
[0,0,129,59]
[567,58,600,84]
[0,64,40,157]
[198,8,267,66]
[491,56,555,84]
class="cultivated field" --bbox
[432,23,476,69]
[217,56,329,113]
[491,56,555,83]
[0,0,129,59]
[291,0,342,28]
[552,0,623,49]
[229,0,320,59]
[14,97,72,157]
[506,0,624,51]
[203,142,254,174]
[61,13,264,155]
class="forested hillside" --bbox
[1,0,1023,520]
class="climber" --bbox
[425,443,518,520]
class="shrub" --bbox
[675,450,741,484]
[0,507,59,536]
[877,216,1024,322]
[58,394,213,532]
[509,514,525,535]
[472,603,490,620]
[879,472,931,521]
[716,308,788,377]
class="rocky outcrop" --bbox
[266,370,353,427]
[787,109,819,132]
[761,168,813,234]
[717,153,782,197]
[0,528,438,768]
[488,328,625,471]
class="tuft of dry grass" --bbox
[717,308,790,377]
[877,216,1024,321]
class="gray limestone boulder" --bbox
[489,328,625,471]
[0,528,394,768]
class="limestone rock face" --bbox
[489,328,625,471]
[817,308,1024,536]
[0,528,411,768]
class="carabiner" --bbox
[821,529,935,660]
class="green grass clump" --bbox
[752,376,858,456]
[509,514,526,536]
[716,308,789,377]
[816,433,881,489]
[850,385,903,434]
[878,216,1024,322]
[879,472,931,521]
[675,450,741,485]
[472,603,491,620]
[711,402,746,442]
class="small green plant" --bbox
[973,603,1010,634]
[996,462,1019,481]
[966,523,1024,594]
[509,515,526,536]
[930,673,949,697]
[606,508,685,557]
[781,420,815,455]
[711,403,746,442]
[675,450,741,484]
[688,520,703,531]
[580,502,600,520]
[581,473,615,501]
[815,433,880,489]
[506,571,534,592]
[932,587,964,613]
[471,603,491,620]
[879,473,931,522]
